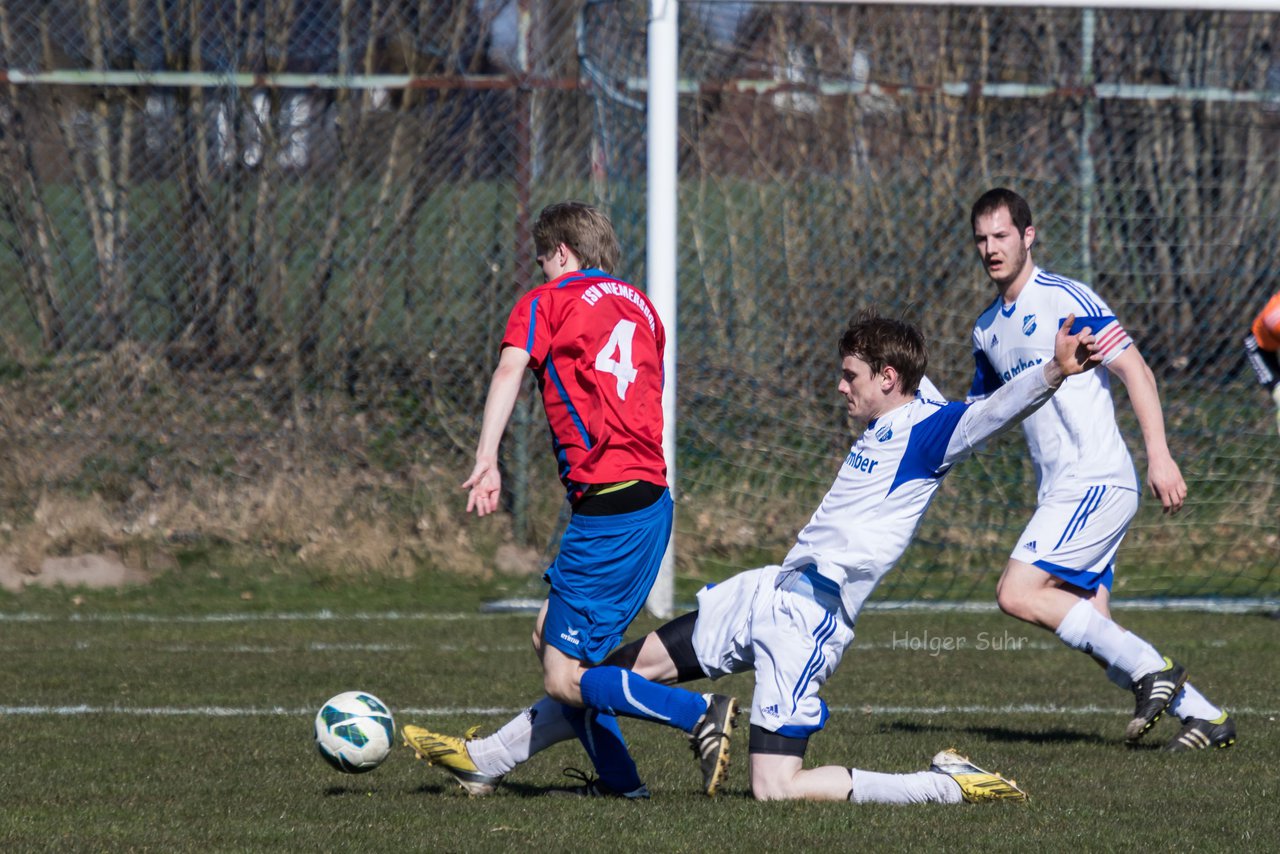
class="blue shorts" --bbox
[542,489,673,664]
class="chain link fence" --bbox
[1,1,1277,600]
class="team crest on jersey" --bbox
[875,422,893,442]
[1022,314,1037,336]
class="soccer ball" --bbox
[314,691,395,774]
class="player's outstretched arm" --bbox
[462,347,531,516]
[1042,313,1102,387]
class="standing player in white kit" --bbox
[966,188,1234,751]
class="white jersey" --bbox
[781,365,1059,622]
[967,267,1139,500]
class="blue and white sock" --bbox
[579,666,707,733]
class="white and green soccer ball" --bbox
[314,691,395,774]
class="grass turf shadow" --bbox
[879,719,1113,747]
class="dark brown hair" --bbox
[839,309,927,395]
[970,187,1034,236]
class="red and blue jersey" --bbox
[502,268,667,499]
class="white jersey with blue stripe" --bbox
[966,267,1140,499]
[781,365,1057,622]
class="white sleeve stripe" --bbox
[1039,272,1104,315]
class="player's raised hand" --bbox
[1053,313,1103,377]
[462,457,503,517]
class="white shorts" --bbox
[1011,485,1139,590]
[691,566,855,737]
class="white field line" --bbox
[154,643,416,653]
[3,608,1268,715]
[13,639,1232,655]
[0,642,526,653]
[1,595,1276,624]
[3,703,1277,717]
[866,598,1280,614]
[14,639,1227,655]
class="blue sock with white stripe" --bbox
[560,705,645,795]
[579,666,707,733]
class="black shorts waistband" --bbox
[572,480,665,516]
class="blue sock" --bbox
[579,666,707,733]
[561,705,644,795]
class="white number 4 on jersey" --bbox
[595,319,639,399]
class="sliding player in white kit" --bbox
[967,188,1234,751]
[402,310,1099,804]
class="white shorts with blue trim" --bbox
[1011,484,1139,591]
[690,566,855,737]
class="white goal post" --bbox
[643,0,1280,618]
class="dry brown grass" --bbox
[0,463,548,583]
[0,344,559,583]
[2,347,1277,595]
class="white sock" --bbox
[1055,599,1165,681]
[849,769,963,805]
[1169,682,1223,722]
[465,696,577,778]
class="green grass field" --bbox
[2,570,1277,852]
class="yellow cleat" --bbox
[930,748,1028,803]
[402,724,502,796]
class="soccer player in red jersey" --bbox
[433,201,735,798]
